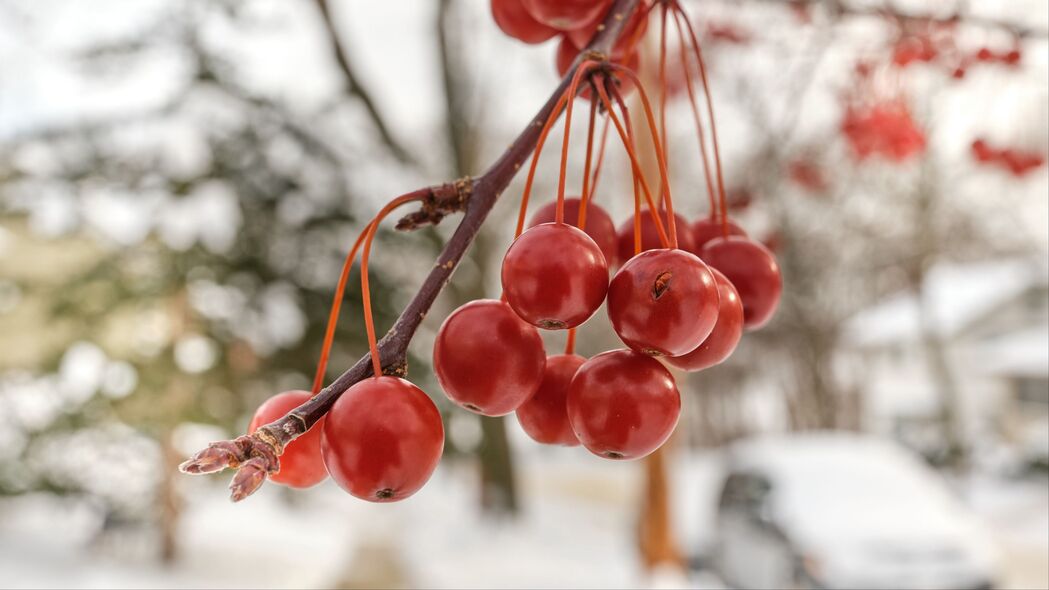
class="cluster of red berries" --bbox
[841,101,926,162]
[971,138,1046,177]
[491,0,648,86]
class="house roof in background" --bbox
[845,259,1048,348]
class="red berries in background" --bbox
[490,0,559,44]
[249,390,327,488]
[522,0,611,32]
[970,137,1046,177]
[607,248,720,356]
[615,210,697,266]
[841,101,926,162]
[701,236,782,330]
[321,376,443,502]
[666,268,744,372]
[502,223,609,329]
[567,349,681,460]
[690,215,746,255]
[433,299,546,416]
[516,354,586,446]
[529,197,618,264]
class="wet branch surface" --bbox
[180,0,642,501]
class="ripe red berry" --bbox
[666,268,744,372]
[976,47,993,62]
[690,215,746,255]
[490,0,559,44]
[502,223,608,329]
[433,299,546,416]
[249,390,327,488]
[529,197,617,265]
[607,248,720,356]
[567,349,680,460]
[701,236,782,330]
[320,376,444,502]
[1004,49,1021,65]
[615,210,696,266]
[516,354,585,446]
[523,0,611,31]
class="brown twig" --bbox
[180,0,643,502]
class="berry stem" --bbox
[515,92,570,238]
[556,61,600,225]
[311,227,370,394]
[672,2,730,237]
[565,328,577,355]
[658,2,670,207]
[578,97,599,230]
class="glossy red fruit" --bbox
[607,248,719,356]
[516,354,585,446]
[690,215,747,255]
[249,391,327,488]
[321,376,443,502]
[701,236,782,330]
[433,299,546,416]
[502,223,608,329]
[491,0,559,44]
[666,268,744,372]
[567,349,680,460]
[555,37,639,99]
[529,197,617,265]
[565,0,649,53]
[615,210,697,268]
[523,0,611,31]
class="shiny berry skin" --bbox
[433,299,546,416]
[502,223,608,329]
[320,377,443,502]
[567,349,680,460]
[701,236,782,330]
[516,354,585,446]
[615,210,697,266]
[607,248,720,356]
[666,268,744,372]
[249,391,327,488]
[690,215,747,254]
[529,197,617,265]
[523,0,611,31]
[490,0,559,44]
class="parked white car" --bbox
[711,433,999,589]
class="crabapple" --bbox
[249,390,327,488]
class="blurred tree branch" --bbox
[313,0,416,165]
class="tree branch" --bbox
[314,0,417,165]
[181,0,642,501]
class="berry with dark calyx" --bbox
[615,209,696,266]
[249,390,327,488]
[516,354,585,446]
[567,349,680,460]
[666,268,744,372]
[607,248,720,356]
[320,376,444,502]
[433,299,546,416]
[502,223,608,329]
[523,0,611,31]
[490,0,559,44]
[701,236,782,330]
[529,197,617,265]
[690,215,746,255]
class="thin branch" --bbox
[314,0,417,165]
[180,0,642,502]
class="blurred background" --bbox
[0,0,1046,588]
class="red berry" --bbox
[433,299,546,416]
[249,391,327,488]
[976,47,993,62]
[666,268,743,372]
[501,222,609,329]
[607,248,720,356]
[320,377,444,502]
[523,0,611,31]
[1004,49,1021,65]
[615,210,697,266]
[490,0,559,44]
[567,349,680,460]
[701,236,782,330]
[529,197,618,264]
[690,215,747,255]
[516,354,585,446]
[971,138,994,162]
[565,1,649,53]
